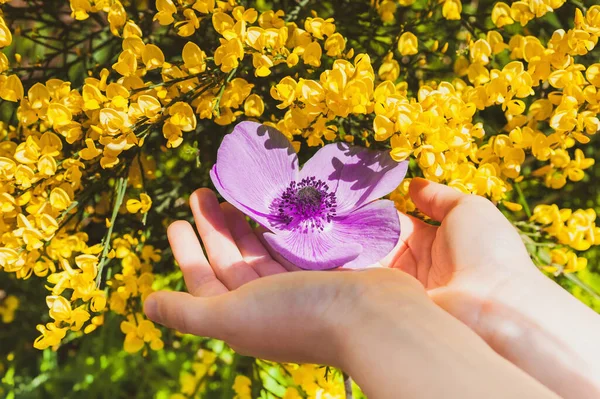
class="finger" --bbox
[399,212,419,243]
[254,226,302,272]
[189,189,259,289]
[394,213,436,284]
[144,291,229,338]
[399,212,437,245]
[167,221,228,297]
[220,203,287,277]
[408,178,465,222]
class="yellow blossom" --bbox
[0,296,19,323]
[398,32,418,56]
[126,193,152,214]
[154,0,177,25]
[0,75,24,102]
[442,0,462,20]
[492,2,514,27]
[244,94,265,117]
[182,42,207,74]
[142,44,165,70]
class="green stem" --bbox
[213,68,238,115]
[564,273,600,301]
[514,182,532,218]
[95,177,128,287]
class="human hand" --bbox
[143,188,432,366]
[379,178,539,323]
[387,178,600,399]
[144,188,558,399]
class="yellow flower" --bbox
[50,187,73,211]
[232,375,252,398]
[303,41,323,67]
[182,42,207,74]
[142,44,165,70]
[107,1,127,36]
[378,53,400,81]
[112,49,138,76]
[120,316,163,353]
[491,2,514,27]
[470,39,492,64]
[213,11,236,36]
[0,248,19,270]
[503,201,523,212]
[258,10,285,29]
[374,115,396,141]
[176,9,201,37]
[398,32,418,56]
[70,0,92,20]
[252,53,274,77]
[442,0,462,20]
[283,387,303,399]
[0,296,19,323]
[193,0,216,14]
[0,17,12,47]
[0,52,8,73]
[244,94,265,117]
[467,62,490,85]
[135,95,162,119]
[123,21,142,38]
[378,0,397,23]
[27,83,51,110]
[390,134,413,161]
[586,63,600,87]
[305,17,336,40]
[271,77,297,109]
[214,38,244,72]
[34,323,68,350]
[510,2,535,26]
[154,0,177,25]
[0,75,24,102]
[324,33,346,57]
[169,102,196,131]
[126,193,153,214]
[38,154,58,176]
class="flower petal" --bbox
[300,143,408,215]
[210,121,299,226]
[298,142,346,185]
[263,200,399,270]
[331,200,400,269]
[263,228,362,271]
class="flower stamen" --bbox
[272,177,337,231]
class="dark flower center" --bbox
[273,177,337,231]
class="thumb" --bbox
[409,178,465,222]
[144,291,232,338]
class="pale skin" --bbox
[144,178,600,399]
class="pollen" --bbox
[272,177,337,231]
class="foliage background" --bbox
[0,0,599,398]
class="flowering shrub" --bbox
[0,0,599,397]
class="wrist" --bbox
[336,288,438,396]
[441,265,600,398]
[429,261,543,339]
[332,269,434,367]
[336,273,558,399]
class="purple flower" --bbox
[210,121,408,270]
